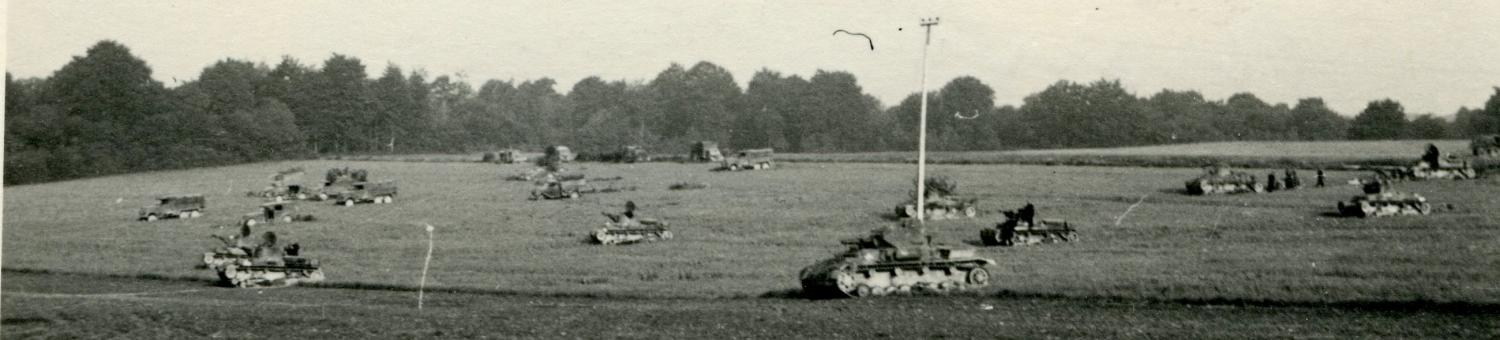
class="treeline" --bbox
[6,40,1500,184]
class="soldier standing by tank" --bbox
[1283,169,1301,189]
[1266,173,1282,192]
[1315,169,1326,187]
[1423,143,1442,168]
[1018,203,1036,226]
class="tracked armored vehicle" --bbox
[1185,165,1263,195]
[981,206,1077,246]
[247,167,309,200]
[334,181,399,206]
[592,214,673,245]
[1338,192,1431,218]
[241,200,314,227]
[718,148,774,171]
[203,228,323,288]
[894,176,978,220]
[799,224,994,298]
[530,174,594,200]
[314,168,368,201]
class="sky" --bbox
[7,1,1499,116]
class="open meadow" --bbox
[5,157,1498,304]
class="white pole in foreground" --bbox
[418,224,434,310]
[915,17,940,222]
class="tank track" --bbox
[592,227,673,245]
[1338,200,1432,218]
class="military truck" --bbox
[204,227,323,288]
[240,200,314,227]
[548,145,576,162]
[530,174,594,200]
[139,194,206,221]
[1185,165,1263,195]
[690,141,724,162]
[980,205,1078,246]
[334,181,399,206]
[799,223,994,298]
[719,148,774,171]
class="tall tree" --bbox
[1348,99,1408,140]
[1286,98,1348,140]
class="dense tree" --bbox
[1406,114,1449,139]
[1349,99,1408,140]
[1286,98,1349,140]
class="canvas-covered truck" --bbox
[139,194,206,221]
[334,181,399,206]
[718,148,774,171]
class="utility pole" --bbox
[915,17,939,222]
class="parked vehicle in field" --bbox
[1185,165,1263,195]
[980,204,1077,246]
[314,167,368,201]
[799,223,994,298]
[618,145,651,163]
[894,176,978,220]
[592,202,671,245]
[204,226,323,288]
[138,194,206,221]
[718,148,774,171]
[1473,134,1500,156]
[530,173,594,200]
[247,167,309,200]
[334,181,399,206]
[1338,192,1431,218]
[240,200,314,227]
[690,141,724,162]
[1354,144,1479,181]
[487,149,529,164]
[548,145,576,162]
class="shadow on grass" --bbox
[990,289,1500,314]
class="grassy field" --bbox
[779,140,1476,169]
[5,158,1498,305]
[6,271,1494,339]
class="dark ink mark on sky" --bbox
[833,29,875,50]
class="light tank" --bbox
[203,228,324,288]
[981,206,1077,246]
[893,176,978,220]
[1337,192,1431,218]
[1185,165,1263,195]
[799,224,994,298]
[591,213,673,245]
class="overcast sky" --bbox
[7,1,1499,116]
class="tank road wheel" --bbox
[341,199,355,207]
[1417,203,1432,215]
[659,231,674,240]
[568,192,580,199]
[855,285,875,297]
[963,206,978,218]
[145,214,159,222]
[834,272,858,297]
[966,268,990,287]
[1065,232,1079,242]
[729,164,741,171]
[317,193,329,201]
[281,216,293,223]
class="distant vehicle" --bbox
[799,224,994,298]
[690,141,724,162]
[618,145,651,163]
[1473,134,1500,156]
[486,149,529,164]
[1185,165,1263,195]
[139,194,206,221]
[1353,145,1479,181]
[719,148,774,171]
[592,212,672,245]
[247,167,308,200]
[314,168,368,201]
[334,181,399,206]
[548,145,576,162]
[894,176,978,220]
[240,200,313,227]
[981,205,1077,246]
[1338,192,1431,218]
[530,174,593,200]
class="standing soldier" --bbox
[1315,169,1326,187]
[1283,169,1301,190]
[1266,173,1282,192]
